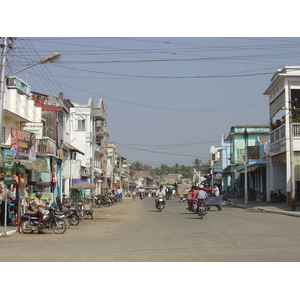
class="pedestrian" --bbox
[21,185,33,213]
[0,184,8,226]
[132,189,136,201]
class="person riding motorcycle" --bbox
[155,186,165,209]
[196,185,209,213]
[32,192,49,233]
[186,185,199,211]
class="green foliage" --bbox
[129,161,194,180]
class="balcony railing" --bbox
[37,137,57,155]
[270,123,300,144]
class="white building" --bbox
[264,66,300,206]
[70,98,107,195]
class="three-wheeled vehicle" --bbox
[205,196,222,211]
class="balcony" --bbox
[37,137,57,155]
[270,123,300,155]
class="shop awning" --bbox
[240,163,266,173]
[61,142,85,155]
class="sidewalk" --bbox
[230,198,300,217]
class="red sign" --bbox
[10,127,36,161]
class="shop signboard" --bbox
[3,149,15,184]
[10,127,36,161]
[21,122,43,139]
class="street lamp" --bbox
[8,51,61,77]
[0,39,61,140]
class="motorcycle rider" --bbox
[155,185,166,209]
[196,185,209,213]
[186,185,199,211]
[32,192,49,233]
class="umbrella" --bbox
[71,182,95,189]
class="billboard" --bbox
[10,127,36,161]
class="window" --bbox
[77,118,86,131]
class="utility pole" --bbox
[288,81,296,210]
[244,129,248,204]
[0,37,8,141]
[0,38,8,234]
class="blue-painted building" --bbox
[222,125,270,200]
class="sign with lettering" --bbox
[3,149,15,184]
[21,122,43,139]
[10,127,36,161]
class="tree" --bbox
[129,161,194,181]
[192,159,202,171]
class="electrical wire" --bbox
[27,72,268,112]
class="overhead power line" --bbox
[30,72,267,112]
[119,144,200,158]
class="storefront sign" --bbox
[21,122,43,139]
[10,127,36,161]
[3,149,15,184]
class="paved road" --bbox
[1,197,300,262]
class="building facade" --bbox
[264,66,300,205]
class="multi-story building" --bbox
[264,66,300,205]
[106,141,118,192]
[222,125,269,200]
[70,98,108,196]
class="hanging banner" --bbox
[4,149,15,184]
[10,127,36,161]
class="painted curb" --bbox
[0,229,17,236]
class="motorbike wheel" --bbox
[159,204,162,212]
[198,212,204,219]
[51,218,67,234]
[20,220,33,234]
[69,214,80,226]
[64,217,71,229]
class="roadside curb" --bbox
[0,229,17,237]
[256,208,300,217]
[229,203,300,217]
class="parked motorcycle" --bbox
[156,195,165,212]
[20,207,67,234]
[197,201,206,219]
[53,204,80,227]
[65,204,83,222]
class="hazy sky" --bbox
[6,36,300,166]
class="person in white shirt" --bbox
[196,185,209,213]
[155,186,165,208]
[212,184,220,197]
[21,185,33,213]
